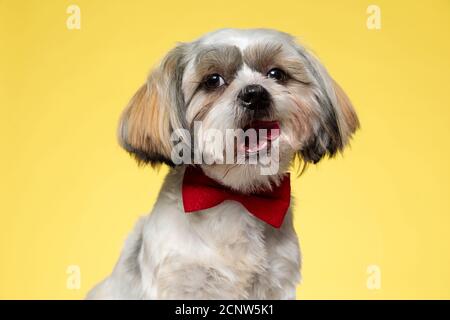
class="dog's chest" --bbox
[147,177,300,299]
[188,201,272,293]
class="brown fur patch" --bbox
[243,43,282,73]
[332,80,360,143]
[119,80,172,163]
[243,43,310,84]
[118,43,188,166]
[195,45,243,82]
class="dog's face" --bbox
[119,29,359,191]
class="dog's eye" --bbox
[204,74,225,89]
[267,68,287,82]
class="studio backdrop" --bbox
[1,0,449,299]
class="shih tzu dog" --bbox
[87,28,359,299]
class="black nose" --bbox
[238,84,271,110]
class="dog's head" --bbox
[119,29,359,191]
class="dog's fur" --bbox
[87,28,358,299]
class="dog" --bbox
[87,28,359,299]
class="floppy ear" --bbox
[332,79,360,145]
[297,49,360,164]
[118,45,188,166]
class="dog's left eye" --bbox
[267,68,287,82]
[204,74,226,89]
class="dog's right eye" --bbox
[204,74,225,89]
[267,68,287,82]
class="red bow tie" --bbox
[182,166,291,228]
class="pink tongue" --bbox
[249,121,280,141]
[246,140,268,153]
[242,121,281,153]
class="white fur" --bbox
[87,167,301,299]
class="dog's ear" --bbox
[118,44,188,166]
[297,49,360,164]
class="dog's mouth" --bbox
[239,120,280,154]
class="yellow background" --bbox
[1,0,449,299]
